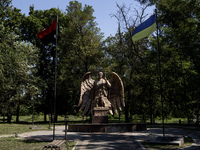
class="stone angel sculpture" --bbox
[77,72,125,116]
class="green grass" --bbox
[0,115,85,124]
[0,137,49,150]
[142,136,194,150]
[66,141,78,150]
[0,115,198,135]
[0,114,196,125]
[0,137,77,150]
[0,115,79,150]
[0,115,86,136]
[0,124,49,135]
[149,118,188,124]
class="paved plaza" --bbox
[1,126,200,149]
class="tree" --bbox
[0,23,39,122]
[0,0,24,37]
[0,0,40,123]
[107,0,159,123]
[20,6,68,121]
[137,0,200,123]
[157,0,200,123]
[57,1,104,116]
[60,1,103,72]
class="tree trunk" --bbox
[51,113,53,123]
[55,113,58,122]
[7,114,12,123]
[125,85,131,123]
[150,101,155,124]
[125,65,134,123]
[142,114,146,123]
[44,106,47,123]
[3,115,5,123]
[16,104,20,123]
[187,117,191,125]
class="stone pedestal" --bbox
[93,107,109,123]
[68,123,147,132]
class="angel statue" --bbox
[77,71,125,117]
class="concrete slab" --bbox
[10,126,200,149]
[149,136,184,146]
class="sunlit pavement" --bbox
[17,126,200,150]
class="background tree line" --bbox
[1,0,200,124]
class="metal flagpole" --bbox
[155,9,165,137]
[53,14,58,140]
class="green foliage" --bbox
[1,0,200,124]
[60,1,103,73]
[57,1,104,115]
[0,0,24,36]
[103,0,200,124]
[155,0,200,123]
[0,20,39,122]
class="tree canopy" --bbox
[1,0,200,124]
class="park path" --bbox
[75,132,144,150]
[75,127,200,150]
[1,126,200,149]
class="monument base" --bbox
[93,116,108,123]
[93,107,109,123]
[68,123,147,132]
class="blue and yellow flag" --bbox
[132,14,156,42]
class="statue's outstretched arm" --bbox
[105,78,111,88]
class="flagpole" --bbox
[53,14,58,140]
[155,9,165,137]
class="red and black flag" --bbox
[37,18,57,45]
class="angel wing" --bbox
[77,72,95,116]
[109,72,125,115]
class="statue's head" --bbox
[98,72,103,78]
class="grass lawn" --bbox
[0,115,78,150]
[0,137,49,150]
[0,137,77,150]
[0,123,50,135]
[0,114,85,136]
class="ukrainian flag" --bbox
[132,14,156,42]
